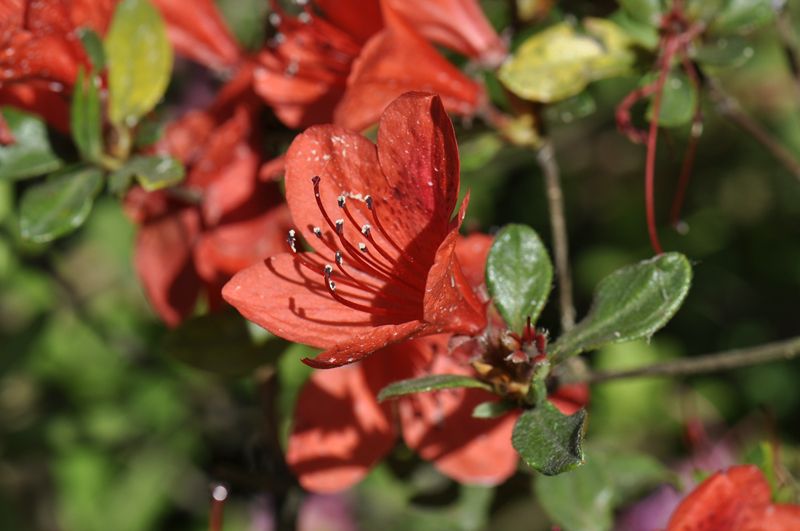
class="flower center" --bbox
[284,176,425,319]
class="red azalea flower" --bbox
[0,0,116,133]
[151,0,242,71]
[126,74,291,325]
[666,465,800,530]
[253,0,484,130]
[223,92,486,368]
[286,234,589,492]
[384,0,507,67]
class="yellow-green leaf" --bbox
[499,21,634,103]
[105,0,172,127]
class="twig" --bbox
[209,484,227,531]
[706,78,800,184]
[536,140,576,331]
[775,1,800,95]
[578,336,800,384]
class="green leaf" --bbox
[710,0,774,35]
[472,400,516,418]
[108,155,184,193]
[619,0,662,25]
[71,69,103,162]
[377,374,492,402]
[0,107,63,180]
[535,450,671,531]
[105,0,172,127]
[610,10,659,50]
[645,71,698,127]
[535,456,613,531]
[486,224,553,332]
[499,21,634,103]
[511,401,586,475]
[550,253,692,363]
[544,92,597,124]
[78,28,106,70]
[19,167,103,243]
[693,36,754,68]
[164,312,281,376]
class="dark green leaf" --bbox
[19,167,103,243]
[710,0,774,35]
[0,107,63,180]
[78,28,106,70]
[535,450,671,531]
[164,312,282,376]
[71,68,103,162]
[550,253,692,363]
[378,374,492,402]
[216,0,269,51]
[646,71,697,127]
[535,456,613,531]
[109,155,184,193]
[544,92,597,124]
[512,401,586,475]
[472,400,516,418]
[486,224,553,332]
[693,36,754,68]
[105,0,172,126]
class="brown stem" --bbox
[577,336,800,384]
[536,140,576,331]
[706,78,800,184]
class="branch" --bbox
[579,336,800,384]
[536,140,576,332]
[706,78,800,184]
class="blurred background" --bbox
[1,0,800,529]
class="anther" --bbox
[324,264,333,278]
[335,219,344,234]
[328,280,336,292]
[337,195,346,208]
[358,243,367,252]
[287,229,297,253]
[335,251,343,265]
[365,195,373,210]
[361,224,371,236]
[312,226,322,237]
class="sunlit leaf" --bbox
[105,0,172,126]
[710,0,774,35]
[108,155,184,193]
[499,21,634,103]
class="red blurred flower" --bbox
[666,465,800,531]
[384,0,507,67]
[223,93,486,368]
[126,72,291,325]
[286,234,589,492]
[150,0,241,71]
[253,0,487,130]
[0,0,116,132]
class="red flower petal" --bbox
[0,83,71,132]
[152,0,241,70]
[314,0,383,44]
[286,360,396,493]
[334,11,482,132]
[548,382,589,415]
[399,342,519,485]
[134,204,202,326]
[69,0,117,35]
[454,232,493,289]
[222,252,424,351]
[385,0,507,66]
[666,465,784,531]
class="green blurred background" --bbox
[1,0,800,529]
